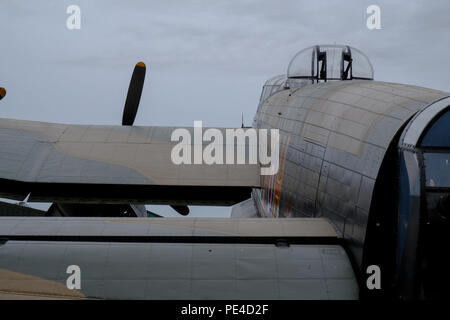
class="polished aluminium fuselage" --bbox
[251,79,449,298]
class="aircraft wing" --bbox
[0,216,358,300]
[0,118,261,205]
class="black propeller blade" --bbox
[0,87,5,101]
[121,62,190,217]
[122,62,146,126]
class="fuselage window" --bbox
[424,152,450,188]
[421,108,450,147]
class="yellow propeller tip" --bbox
[136,61,146,68]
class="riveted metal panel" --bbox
[254,80,449,268]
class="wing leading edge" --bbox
[0,119,262,205]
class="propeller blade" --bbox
[170,205,190,216]
[0,87,5,100]
[122,62,146,126]
[121,63,188,217]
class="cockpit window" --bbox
[287,47,315,79]
[259,74,287,102]
[351,48,374,80]
[287,45,374,82]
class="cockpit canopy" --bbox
[287,45,374,83]
[258,45,375,103]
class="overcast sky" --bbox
[1,0,449,217]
